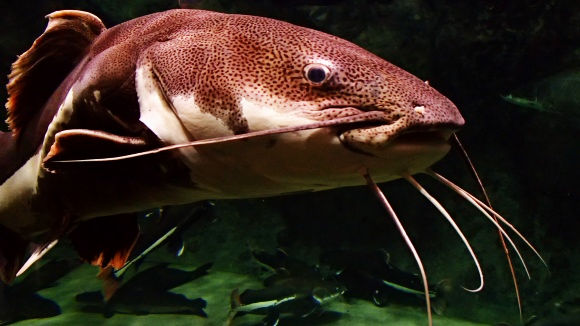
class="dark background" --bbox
[0,0,578,324]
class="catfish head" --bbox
[121,10,465,197]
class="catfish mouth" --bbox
[389,128,455,144]
[339,125,454,147]
[333,110,459,155]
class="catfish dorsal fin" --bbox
[5,10,106,137]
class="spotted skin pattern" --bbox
[72,9,462,144]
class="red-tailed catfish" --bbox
[0,9,542,325]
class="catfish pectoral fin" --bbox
[0,227,56,284]
[43,129,152,166]
[68,213,139,270]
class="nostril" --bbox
[414,106,426,115]
[411,102,427,115]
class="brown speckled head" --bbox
[100,9,464,192]
[126,10,463,145]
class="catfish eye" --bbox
[304,63,331,85]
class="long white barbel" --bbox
[364,172,433,326]
[427,170,547,269]
[404,174,484,293]
[47,112,389,164]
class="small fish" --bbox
[76,290,207,318]
[229,287,343,326]
[0,259,80,324]
[501,94,545,111]
[76,262,211,317]
[114,202,214,277]
[321,249,425,293]
[320,249,442,308]
[252,248,321,280]
[228,251,344,326]
[502,69,580,118]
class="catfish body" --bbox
[0,9,464,283]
